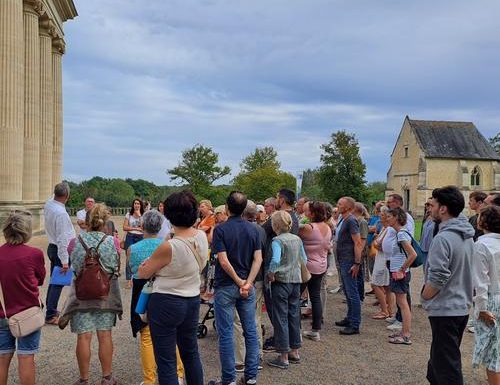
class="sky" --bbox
[62,0,500,186]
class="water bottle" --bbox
[135,281,153,315]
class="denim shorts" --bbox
[389,271,411,294]
[0,324,41,355]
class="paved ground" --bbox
[5,218,489,384]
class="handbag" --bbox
[0,282,45,338]
[300,259,311,283]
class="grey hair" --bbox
[142,209,163,235]
[54,182,70,198]
[264,197,277,205]
[3,212,32,245]
[243,200,257,221]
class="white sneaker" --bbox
[468,326,475,333]
[329,287,341,294]
[303,330,320,341]
[386,320,403,331]
[385,316,396,324]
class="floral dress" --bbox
[69,231,120,334]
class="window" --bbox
[470,166,481,187]
[404,146,409,158]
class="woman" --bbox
[385,207,416,345]
[0,211,45,385]
[123,199,145,288]
[299,201,332,341]
[197,200,215,244]
[157,202,172,240]
[62,204,122,385]
[472,205,500,385]
[266,210,306,369]
[129,210,184,385]
[138,190,207,385]
[370,206,393,319]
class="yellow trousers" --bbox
[140,326,185,383]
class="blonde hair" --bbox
[87,203,111,231]
[199,199,213,211]
[271,210,292,235]
[2,211,32,245]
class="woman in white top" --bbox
[138,190,207,385]
[123,199,144,287]
[472,205,500,385]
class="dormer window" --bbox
[471,166,481,187]
[404,146,409,158]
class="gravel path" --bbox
[5,223,489,385]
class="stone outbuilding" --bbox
[386,116,500,217]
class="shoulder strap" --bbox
[78,234,89,252]
[174,236,204,272]
[0,282,7,320]
[95,235,108,251]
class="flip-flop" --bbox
[389,335,412,345]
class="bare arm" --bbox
[245,249,262,286]
[217,251,245,287]
[298,223,313,239]
[400,241,417,271]
[352,233,363,264]
[137,241,172,279]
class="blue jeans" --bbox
[0,326,41,355]
[45,243,64,320]
[148,293,203,385]
[271,282,301,353]
[214,284,259,385]
[339,260,362,330]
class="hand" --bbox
[478,311,496,327]
[239,282,253,298]
[61,263,69,273]
[267,272,275,283]
[350,264,360,278]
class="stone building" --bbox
[386,116,500,217]
[0,0,77,233]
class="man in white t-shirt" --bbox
[76,197,95,233]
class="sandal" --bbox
[389,335,412,345]
[371,312,389,320]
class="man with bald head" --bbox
[334,197,364,335]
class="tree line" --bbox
[66,130,387,209]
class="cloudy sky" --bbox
[62,0,500,185]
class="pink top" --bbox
[302,223,332,274]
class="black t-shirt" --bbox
[212,216,261,287]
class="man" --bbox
[468,191,487,241]
[334,197,364,335]
[353,202,368,300]
[209,191,262,385]
[263,197,276,217]
[387,193,415,236]
[422,186,475,385]
[484,192,500,206]
[44,182,76,324]
[295,196,310,224]
[261,189,299,351]
[76,196,95,233]
[233,200,266,373]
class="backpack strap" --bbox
[78,235,89,252]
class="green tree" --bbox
[489,133,500,155]
[364,181,387,207]
[300,168,324,200]
[240,147,280,173]
[167,144,231,196]
[234,167,296,203]
[318,130,366,203]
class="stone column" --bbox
[23,0,44,201]
[0,0,24,202]
[52,38,65,187]
[38,17,55,201]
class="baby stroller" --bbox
[197,251,217,338]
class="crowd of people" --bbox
[0,182,499,385]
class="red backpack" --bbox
[74,235,111,300]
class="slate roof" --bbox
[407,117,500,160]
